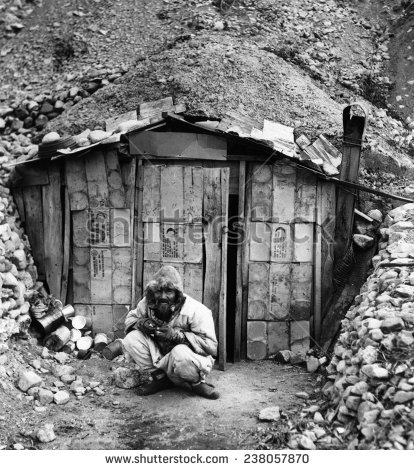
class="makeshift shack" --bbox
[7,98,370,369]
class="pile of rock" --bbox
[319,202,414,449]
[0,0,34,41]
[0,66,128,135]
[0,158,38,344]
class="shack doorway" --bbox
[135,162,231,369]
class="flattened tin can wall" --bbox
[246,162,317,360]
[65,147,134,335]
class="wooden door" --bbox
[137,163,229,369]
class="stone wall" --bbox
[322,202,414,449]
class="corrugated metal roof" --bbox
[4,98,343,178]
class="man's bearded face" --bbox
[153,287,177,321]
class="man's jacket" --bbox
[125,295,218,358]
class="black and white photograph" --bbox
[0,0,413,466]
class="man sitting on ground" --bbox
[122,265,219,399]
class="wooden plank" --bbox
[142,261,161,290]
[22,186,45,278]
[203,168,223,335]
[314,221,322,342]
[65,157,88,211]
[105,110,137,132]
[319,181,336,320]
[138,96,174,119]
[129,132,227,160]
[12,163,50,187]
[334,103,367,261]
[183,166,203,223]
[219,168,229,370]
[234,160,245,361]
[84,150,109,208]
[161,165,184,221]
[72,247,90,303]
[183,263,203,302]
[127,159,137,303]
[251,163,272,221]
[272,162,296,223]
[112,247,132,304]
[143,222,161,261]
[133,160,144,304]
[90,247,112,304]
[241,165,252,359]
[142,164,161,222]
[183,224,203,263]
[61,187,70,304]
[42,163,63,298]
[105,149,126,208]
[12,188,25,222]
[120,157,136,208]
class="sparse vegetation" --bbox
[359,73,392,109]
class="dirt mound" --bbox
[47,34,414,178]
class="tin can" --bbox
[33,303,75,336]
[70,328,82,342]
[71,315,92,330]
[94,333,109,352]
[43,325,71,351]
[62,340,76,354]
[102,339,123,360]
[76,336,93,352]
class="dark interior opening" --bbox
[226,194,239,363]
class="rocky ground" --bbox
[1,337,319,450]
[2,0,414,452]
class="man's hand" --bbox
[155,326,187,344]
[136,318,157,336]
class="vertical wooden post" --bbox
[133,159,144,306]
[334,103,368,262]
[42,162,63,298]
[241,164,252,359]
[313,184,322,343]
[61,186,71,304]
[234,161,246,362]
[219,168,229,370]
[22,186,45,279]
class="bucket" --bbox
[43,325,71,351]
[102,339,123,360]
[94,333,109,352]
[71,315,92,330]
[34,303,75,336]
